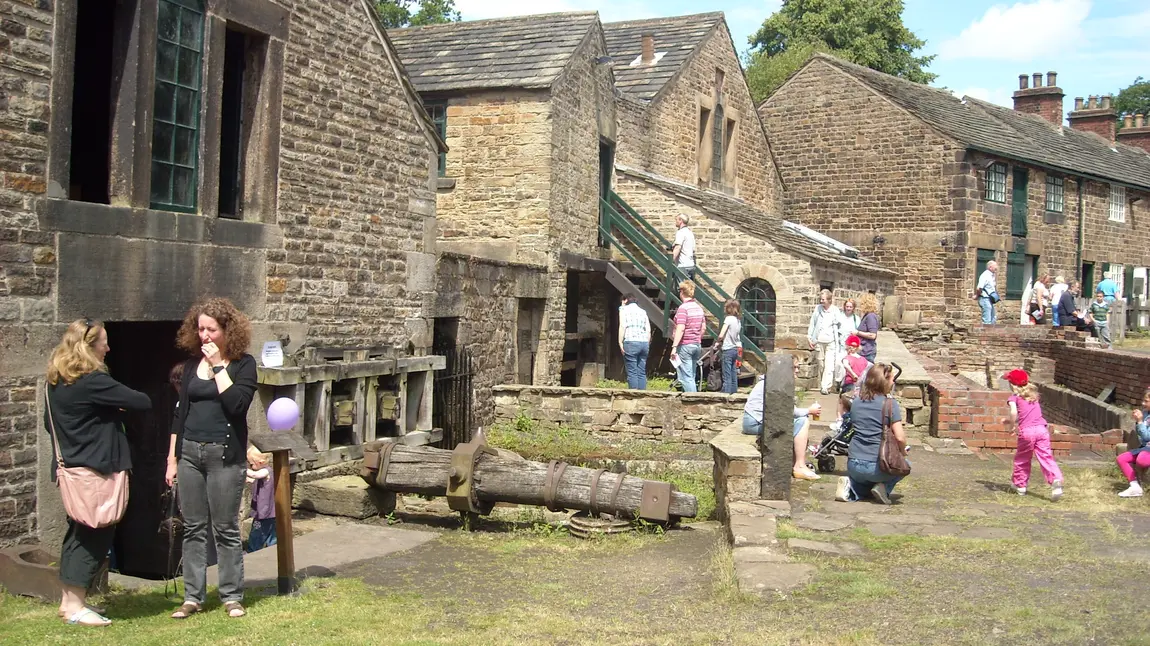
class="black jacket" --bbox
[45,371,152,477]
[170,354,258,465]
[1056,290,1078,321]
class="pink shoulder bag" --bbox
[45,391,129,528]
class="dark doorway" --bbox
[562,272,579,386]
[68,0,117,203]
[516,299,544,384]
[103,321,185,579]
[598,140,615,247]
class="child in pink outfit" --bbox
[1002,369,1064,500]
[1115,388,1150,498]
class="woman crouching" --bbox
[836,362,907,504]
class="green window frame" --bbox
[426,101,447,177]
[151,0,205,213]
[975,249,995,291]
[1045,175,1064,213]
[983,162,1007,203]
[735,278,776,353]
[1005,251,1026,300]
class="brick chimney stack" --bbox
[1117,113,1150,154]
[1068,94,1118,142]
[1012,71,1063,126]
[640,34,655,65]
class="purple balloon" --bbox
[267,397,299,432]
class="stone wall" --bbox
[618,24,783,216]
[0,0,440,547]
[759,58,962,323]
[1037,383,1128,437]
[492,385,747,444]
[710,422,762,518]
[1053,342,1150,408]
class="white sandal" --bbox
[65,607,110,627]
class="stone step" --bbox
[293,474,395,519]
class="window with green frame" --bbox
[735,278,776,352]
[426,101,447,177]
[983,162,1007,203]
[1045,175,1064,212]
[151,0,205,213]
[975,249,996,287]
[1005,251,1025,300]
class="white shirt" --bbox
[1049,282,1067,306]
[977,270,997,297]
[721,315,742,350]
[674,227,696,268]
[808,304,842,345]
[619,303,650,343]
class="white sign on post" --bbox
[261,341,284,368]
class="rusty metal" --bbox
[332,399,356,426]
[445,435,496,515]
[638,481,673,523]
[568,511,633,539]
[543,460,569,512]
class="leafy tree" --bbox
[375,0,460,29]
[1114,76,1150,130]
[745,0,935,103]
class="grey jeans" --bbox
[178,439,246,604]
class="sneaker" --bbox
[1050,480,1063,501]
[835,476,851,502]
[871,486,892,505]
[1014,486,1026,495]
[793,467,821,481]
[1119,482,1144,498]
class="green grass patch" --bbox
[485,411,710,463]
[595,376,676,391]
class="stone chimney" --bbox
[640,34,655,65]
[1012,71,1064,126]
[1117,113,1150,154]
[1068,94,1118,142]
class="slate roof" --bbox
[810,54,1150,191]
[615,165,895,275]
[387,12,599,93]
[602,13,724,101]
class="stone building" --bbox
[0,0,444,554]
[390,13,620,389]
[759,54,1150,327]
[603,15,894,351]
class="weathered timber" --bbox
[361,442,697,519]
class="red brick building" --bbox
[759,54,1150,327]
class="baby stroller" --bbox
[811,362,902,473]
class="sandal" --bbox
[171,602,201,619]
[224,601,246,618]
[65,607,110,627]
[58,603,106,618]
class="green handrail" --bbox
[599,196,769,363]
[602,194,772,361]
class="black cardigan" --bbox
[170,354,258,465]
[45,371,152,477]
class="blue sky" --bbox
[452,0,1147,118]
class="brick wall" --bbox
[1054,343,1150,408]
[622,25,783,216]
[1037,383,1127,437]
[759,58,962,323]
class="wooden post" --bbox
[271,449,296,595]
[759,354,794,501]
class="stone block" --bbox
[293,475,395,519]
[736,562,816,596]
[728,514,778,547]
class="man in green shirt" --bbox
[1087,290,1111,348]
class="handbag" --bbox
[878,397,911,477]
[45,391,129,528]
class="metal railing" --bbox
[599,192,770,363]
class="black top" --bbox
[1056,290,1077,321]
[183,375,232,443]
[170,354,258,465]
[45,371,152,477]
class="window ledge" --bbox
[41,199,281,249]
[1043,211,1066,224]
[436,177,456,191]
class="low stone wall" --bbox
[709,421,761,522]
[1054,342,1150,408]
[1037,383,1128,437]
[492,385,747,444]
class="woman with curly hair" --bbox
[165,298,258,619]
[855,293,881,364]
[46,319,151,626]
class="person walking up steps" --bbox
[1116,387,1150,498]
[1000,369,1063,500]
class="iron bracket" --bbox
[638,481,674,523]
[445,435,496,515]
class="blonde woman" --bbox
[46,319,152,626]
[855,293,880,363]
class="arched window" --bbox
[736,278,776,352]
[151,0,205,213]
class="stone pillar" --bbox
[759,355,794,500]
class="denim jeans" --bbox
[178,439,247,604]
[846,457,908,501]
[676,343,701,392]
[622,341,649,390]
[978,296,996,324]
[246,517,278,553]
[1052,307,1061,326]
[721,348,739,394]
[742,412,762,435]
[1096,320,1111,346]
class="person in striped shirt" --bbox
[671,280,706,392]
[618,293,651,389]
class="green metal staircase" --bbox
[598,191,771,366]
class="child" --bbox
[840,335,870,395]
[1116,388,1150,498]
[1001,369,1063,500]
[246,452,277,552]
[1087,290,1111,349]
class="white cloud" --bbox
[1086,8,1150,39]
[938,0,1091,62]
[953,86,1015,108]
